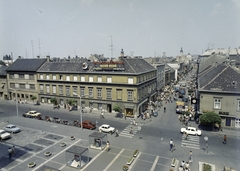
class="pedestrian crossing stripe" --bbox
[181,135,200,149]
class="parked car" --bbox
[152,111,158,117]
[3,124,21,133]
[0,129,11,140]
[80,120,96,130]
[99,124,115,134]
[182,97,188,102]
[180,126,202,136]
[23,110,41,118]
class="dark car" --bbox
[80,120,96,130]
[182,97,188,102]
[152,111,158,117]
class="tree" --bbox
[113,105,122,113]
[199,112,221,127]
[31,96,37,104]
[50,97,57,105]
[67,99,76,106]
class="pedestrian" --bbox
[105,141,110,152]
[185,132,188,139]
[189,151,193,164]
[169,139,173,152]
[115,129,119,137]
[223,135,227,144]
[181,160,185,167]
[178,165,184,171]
[8,147,12,159]
[11,146,15,156]
[164,107,166,113]
[129,127,133,134]
[185,161,190,170]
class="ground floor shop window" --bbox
[125,108,133,117]
[235,118,240,128]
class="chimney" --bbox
[37,56,40,58]
[18,56,21,59]
[46,55,50,62]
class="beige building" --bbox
[37,52,157,117]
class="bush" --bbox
[203,163,212,171]
[122,165,129,171]
[133,150,139,157]
[113,106,122,112]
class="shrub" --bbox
[203,163,212,171]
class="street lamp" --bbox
[10,88,19,117]
[73,92,89,130]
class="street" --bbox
[0,97,240,171]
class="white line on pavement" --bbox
[150,156,159,171]
[103,149,125,171]
[33,139,81,171]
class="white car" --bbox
[3,124,21,133]
[23,110,41,118]
[0,129,11,140]
[180,126,202,136]
[99,124,115,134]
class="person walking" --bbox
[164,107,166,113]
[115,129,119,137]
[223,135,227,144]
[169,139,174,152]
[11,146,15,156]
[8,147,12,159]
[188,151,193,165]
[105,141,110,152]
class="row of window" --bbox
[10,74,34,80]
[39,74,134,84]
[214,99,240,110]
[10,83,35,90]
[40,85,134,101]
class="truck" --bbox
[176,101,185,114]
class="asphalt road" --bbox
[0,95,240,170]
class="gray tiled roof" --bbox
[38,58,156,74]
[6,58,47,72]
[199,63,240,92]
[0,65,7,75]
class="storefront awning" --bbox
[124,105,135,109]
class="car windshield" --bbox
[0,131,6,134]
[10,126,16,128]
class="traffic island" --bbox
[199,162,216,171]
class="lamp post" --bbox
[73,92,89,130]
[10,88,19,117]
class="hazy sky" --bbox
[1,0,240,59]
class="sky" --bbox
[0,0,240,60]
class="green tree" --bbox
[50,97,57,105]
[31,96,37,104]
[199,112,221,128]
[113,105,122,112]
[67,99,76,106]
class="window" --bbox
[29,74,34,80]
[53,75,56,80]
[235,118,240,128]
[46,85,50,94]
[81,76,85,82]
[66,75,70,81]
[15,83,19,88]
[24,74,29,79]
[97,76,102,82]
[14,74,19,79]
[73,76,77,81]
[73,86,77,95]
[40,85,44,93]
[106,88,112,99]
[66,86,70,96]
[127,90,133,101]
[30,84,35,90]
[20,84,24,89]
[128,78,133,84]
[46,75,50,80]
[59,85,63,95]
[59,75,63,81]
[107,77,112,83]
[238,100,240,111]
[97,88,102,98]
[52,85,56,94]
[214,99,221,109]
[80,87,85,96]
[19,74,24,79]
[25,84,30,89]
[116,89,122,100]
[40,74,43,79]
[89,76,93,82]
[88,87,93,97]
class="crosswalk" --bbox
[181,135,200,149]
[119,123,143,138]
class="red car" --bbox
[80,120,96,130]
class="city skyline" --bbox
[0,0,240,59]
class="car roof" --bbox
[187,127,196,129]
[0,129,5,132]
[6,124,16,127]
[30,110,37,112]
[101,124,110,127]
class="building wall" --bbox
[199,91,240,128]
